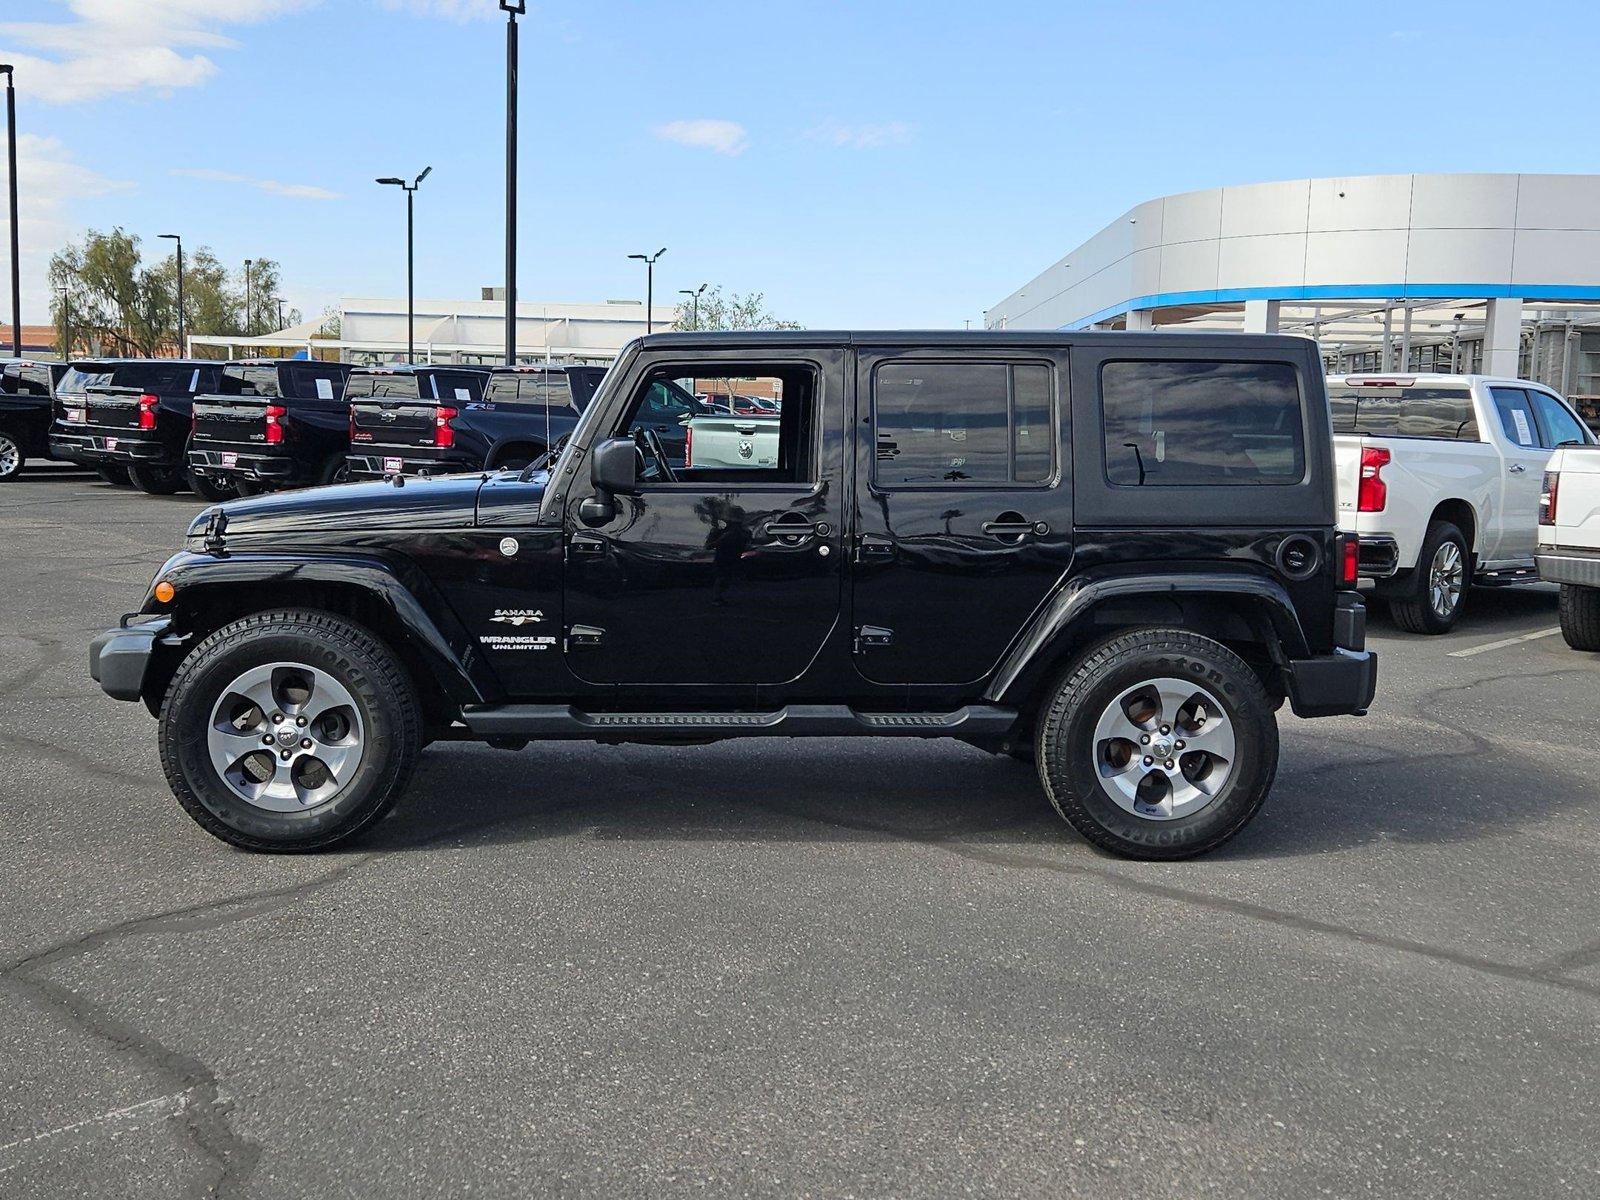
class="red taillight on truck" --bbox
[137,393,159,431]
[264,404,287,445]
[1540,471,1560,525]
[434,405,457,448]
[1357,446,1390,512]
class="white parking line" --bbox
[0,1091,192,1161]
[1447,627,1563,658]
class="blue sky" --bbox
[4,0,1600,331]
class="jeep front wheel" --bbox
[158,610,422,852]
[1036,629,1279,859]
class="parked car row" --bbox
[0,356,609,494]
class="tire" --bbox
[0,432,24,481]
[187,469,237,502]
[128,462,188,496]
[158,609,422,852]
[319,454,351,487]
[96,464,131,486]
[1558,584,1600,652]
[234,478,267,497]
[1036,629,1279,860]
[1389,521,1468,635]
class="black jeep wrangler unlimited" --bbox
[90,332,1375,859]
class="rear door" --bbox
[1487,386,1550,562]
[850,348,1071,686]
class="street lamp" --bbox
[501,0,524,366]
[243,258,254,336]
[2,65,19,357]
[377,167,432,362]
[628,247,666,334]
[159,234,184,354]
[678,283,706,330]
[55,284,69,359]
[276,297,285,329]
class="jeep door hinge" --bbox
[565,624,605,650]
[854,625,894,653]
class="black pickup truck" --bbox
[0,359,69,481]
[345,364,605,478]
[91,331,1375,859]
[50,359,224,495]
[188,359,355,498]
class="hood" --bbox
[187,472,491,541]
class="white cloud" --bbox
[0,134,135,324]
[373,0,497,21]
[0,0,319,104]
[654,119,749,156]
[172,167,342,201]
[808,121,914,150]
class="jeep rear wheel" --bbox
[1036,629,1279,859]
[159,610,421,852]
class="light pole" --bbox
[501,1,523,366]
[243,258,254,336]
[159,233,183,354]
[678,283,706,330]
[628,247,666,334]
[276,297,285,329]
[2,65,19,357]
[377,167,432,362]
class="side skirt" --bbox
[458,703,1018,745]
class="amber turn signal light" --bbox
[154,580,176,604]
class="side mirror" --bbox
[591,437,639,494]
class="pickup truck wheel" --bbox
[1036,629,1279,860]
[95,464,131,486]
[187,469,237,502]
[158,610,422,852]
[127,462,187,496]
[1390,521,1468,634]
[320,455,351,486]
[1558,584,1600,651]
[0,432,24,481]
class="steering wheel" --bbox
[634,427,678,484]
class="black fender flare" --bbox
[145,549,497,706]
[983,568,1312,707]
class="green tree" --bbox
[672,286,801,332]
[49,227,175,357]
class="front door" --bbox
[850,349,1073,687]
[562,351,845,688]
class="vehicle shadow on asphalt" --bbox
[1364,580,1559,634]
[353,713,1585,863]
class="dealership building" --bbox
[986,173,1600,407]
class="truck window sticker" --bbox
[315,377,334,400]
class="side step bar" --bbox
[460,703,1018,741]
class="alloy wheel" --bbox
[207,662,365,812]
[1428,541,1465,620]
[1091,677,1236,820]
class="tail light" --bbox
[1540,471,1560,526]
[684,423,693,468]
[434,405,458,448]
[1357,446,1390,512]
[137,393,158,431]
[1339,533,1360,586]
[264,404,287,445]
[348,407,358,440]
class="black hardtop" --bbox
[634,330,1318,352]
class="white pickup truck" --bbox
[1536,445,1600,650]
[1330,374,1595,634]
[684,413,781,470]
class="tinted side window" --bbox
[57,367,113,396]
[287,364,348,402]
[429,371,487,403]
[1489,387,1540,448]
[1102,360,1305,486]
[1327,387,1479,440]
[220,366,282,397]
[873,361,1054,486]
[113,363,202,394]
[1529,390,1590,448]
[486,371,575,410]
[1,365,52,396]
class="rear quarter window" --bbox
[1101,360,1305,486]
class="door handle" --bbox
[762,519,818,539]
[981,520,1035,538]
[1508,463,1527,474]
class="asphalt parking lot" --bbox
[3,465,1599,1199]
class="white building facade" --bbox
[986,173,1600,397]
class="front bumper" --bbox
[88,615,172,702]
[51,427,170,465]
[1537,548,1600,588]
[188,446,295,482]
